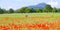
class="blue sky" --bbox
[0,0,60,10]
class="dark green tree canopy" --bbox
[8,8,14,13]
[0,4,60,14]
[16,7,28,13]
[35,8,42,13]
[16,7,36,13]
[0,8,5,14]
[57,8,60,12]
[43,4,52,12]
[52,7,57,13]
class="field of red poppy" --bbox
[0,13,60,30]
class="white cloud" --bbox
[47,1,58,7]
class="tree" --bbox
[16,7,36,13]
[8,8,14,13]
[16,7,28,13]
[29,8,36,13]
[2,9,8,13]
[35,8,42,13]
[52,7,57,13]
[0,8,4,14]
[43,4,52,13]
[25,8,32,13]
[57,8,60,13]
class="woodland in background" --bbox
[0,4,60,14]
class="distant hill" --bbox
[28,3,47,8]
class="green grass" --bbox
[0,13,60,17]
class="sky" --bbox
[0,0,60,10]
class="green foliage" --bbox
[29,8,36,13]
[8,8,14,13]
[52,7,57,13]
[43,4,52,13]
[16,7,28,13]
[0,4,60,14]
[16,7,36,13]
[35,8,42,13]
[24,8,31,13]
[57,8,60,13]
[0,8,5,14]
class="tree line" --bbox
[0,4,60,14]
